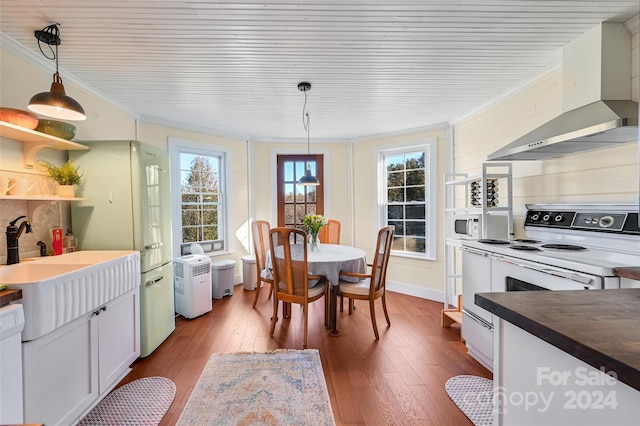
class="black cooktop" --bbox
[541,243,587,251]
[478,239,510,245]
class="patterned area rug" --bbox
[445,375,494,426]
[78,376,176,425]
[176,349,336,426]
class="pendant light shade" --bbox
[297,82,319,186]
[299,166,320,185]
[28,24,86,121]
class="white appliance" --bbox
[71,140,174,357]
[461,204,640,371]
[174,254,212,318]
[0,303,25,424]
[451,213,509,240]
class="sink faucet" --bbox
[6,215,33,265]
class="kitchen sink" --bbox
[0,251,140,341]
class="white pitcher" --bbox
[7,178,34,196]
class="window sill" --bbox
[391,251,436,261]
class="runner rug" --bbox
[176,349,336,426]
[78,376,176,425]
[445,375,494,426]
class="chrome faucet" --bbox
[6,215,33,265]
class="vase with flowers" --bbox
[303,214,328,252]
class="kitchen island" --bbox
[476,289,640,426]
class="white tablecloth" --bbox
[266,243,366,286]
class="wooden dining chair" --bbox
[338,225,394,340]
[318,219,341,244]
[251,220,275,308]
[269,227,327,348]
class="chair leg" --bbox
[369,299,379,340]
[252,279,262,308]
[382,292,391,327]
[303,302,308,349]
[269,293,279,336]
[339,295,343,312]
[348,298,354,315]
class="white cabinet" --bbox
[22,288,140,425]
[443,163,512,311]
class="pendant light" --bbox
[297,82,319,186]
[28,24,86,121]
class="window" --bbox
[379,142,436,259]
[276,154,324,227]
[169,138,228,256]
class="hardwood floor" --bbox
[120,285,492,425]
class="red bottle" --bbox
[51,228,63,255]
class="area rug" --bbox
[176,349,335,426]
[78,376,176,425]
[445,375,494,426]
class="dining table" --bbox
[266,242,366,336]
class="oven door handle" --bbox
[493,255,595,286]
[460,246,491,257]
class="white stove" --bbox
[464,204,640,277]
[459,204,640,371]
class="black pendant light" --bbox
[297,82,319,186]
[28,24,86,121]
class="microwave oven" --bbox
[452,214,509,240]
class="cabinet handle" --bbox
[144,242,163,250]
[93,305,107,316]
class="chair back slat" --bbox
[252,220,271,272]
[318,219,341,244]
[269,227,312,299]
[370,226,394,294]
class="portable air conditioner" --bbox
[174,254,212,319]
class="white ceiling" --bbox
[1,1,638,141]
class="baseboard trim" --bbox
[386,281,444,303]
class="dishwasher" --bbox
[0,303,25,424]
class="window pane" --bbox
[387,205,403,220]
[386,155,404,171]
[306,187,316,202]
[296,186,305,202]
[406,221,425,236]
[306,204,316,216]
[388,188,404,203]
[387,171,405,187]
[405,152,424,168]
[391,237,404,251]
[284,205,294,225]
[406,170,424,186]
[406,187,425,202]
[406,205,425,219]
[295,205,306,225]
[284,162,294,181]
[404,236,426,253]
[295,162,305,180]
[389,220,404,236]
[285,184,294,202]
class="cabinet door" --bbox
[98,289,140,394]
[23,313,98,425]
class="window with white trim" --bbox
[169,138,228,256]
[379,142,436,259]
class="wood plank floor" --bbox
[120,285,492,425]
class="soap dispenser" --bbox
[63,229,77,253]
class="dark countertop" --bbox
[614,267,640,281]
[0,289,22,305]
[476,289,640,392]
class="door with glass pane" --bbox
[276,155,324,227]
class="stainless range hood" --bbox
[488,23,638,161]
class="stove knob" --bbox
[542,214,550,221]
[599,215,614,228]
[554,215,564,222]
[531,214,539,221]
